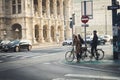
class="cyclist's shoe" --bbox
[96,53,100,60]
[76,58,80,63]
[96,57,99,60]
[89,56,93,60]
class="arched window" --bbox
[42,0,46,14]
[34,0,38,13]
[12,0,21,14]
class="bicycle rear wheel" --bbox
[81,50,91,61]
[65,51,75,62]
[95,49,104,60]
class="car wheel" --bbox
[28,45,32,51]
[4,50,8,52]
[14,46,19,52]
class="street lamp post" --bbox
[102,5,107,35]
[104,6,107,35]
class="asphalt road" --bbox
[0,44,120,80]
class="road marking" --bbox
[43,62,51,64]
[0,60,3,63]
[32,56,41,58]
[52,78,79,80]
[65,74,120,80]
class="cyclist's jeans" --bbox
[91,45,97,57]
[76,53,80,61]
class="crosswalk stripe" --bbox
[65,74,120,80]
[52,78,79,80]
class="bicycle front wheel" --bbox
[95,49,104,60]
[65,51,75,62]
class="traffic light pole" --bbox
[70,14,75,47]
[112,0,119,60]
[112,0,117,26]
[108,0,119,60]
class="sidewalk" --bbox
[32,42,62,49]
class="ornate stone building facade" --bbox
[0,0,72,44]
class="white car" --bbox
[100,35,112,42]
[62,39,73,46]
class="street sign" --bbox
[108,5,120,10]
[81,24,89,27]
[81,15,89,24]
[81,1,93,19]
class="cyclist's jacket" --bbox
[91,34,98,46]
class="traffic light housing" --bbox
[72,13,75,25]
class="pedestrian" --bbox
[73,34,81,62]
[90,30,98,59]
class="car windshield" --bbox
[1,40,10,44]
[20,40,32,44]
[9,40,19,44]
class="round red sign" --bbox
[81,15,89,24]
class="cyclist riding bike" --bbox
[78,34,84,58]
[73,34,81,62]
[91,30,98,59]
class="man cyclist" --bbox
[91,30,98,59]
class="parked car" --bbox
[1,39,32,52]
[97,37,106,45]
[86,37,106,46]
[19,40,32,51]
[62,39,73,46]
[100,35,112,42]
[85,36,93,44]
[0,40,10,50]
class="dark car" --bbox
[0,40,10,50]
[97,37,106,45]
[86,37,106,46]
[1,40,32,52]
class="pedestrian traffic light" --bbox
[70,20,73,28]
[72,13,75,25]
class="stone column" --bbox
[46,0,50,18]
[21,28,26,39]
[38,0,42,17]
[32,28,37,44]
[59,23,64,42]
[53,0,57,18]
[46,26,52,42]
[54,21,59,43]
[64,0,71,39]
[60,0,64,18]
[39,20,44,43]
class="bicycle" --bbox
[65,46,91,62]
[65,46,104,62]
[89,48,104,60]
